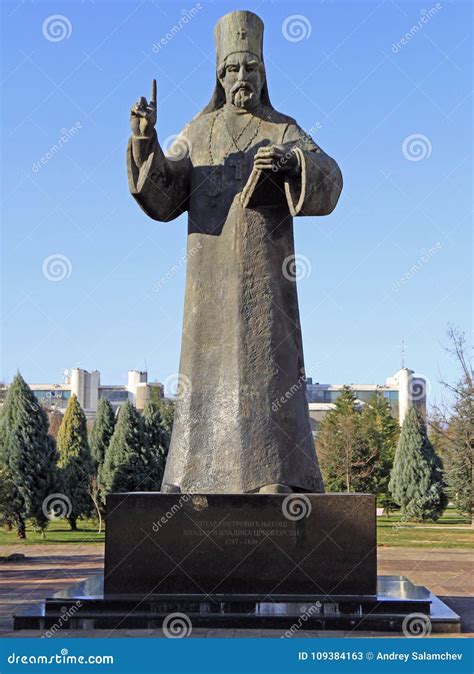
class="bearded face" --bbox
[218,53,265,110]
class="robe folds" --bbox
[127,105,342,493]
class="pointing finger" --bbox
[150,79,157,105]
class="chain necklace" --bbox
[208,107,262,164]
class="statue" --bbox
[128,10,342,495]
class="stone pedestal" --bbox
[12,493,461,632]
[104,493,377,597]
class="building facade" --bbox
[306,367,427,436]
[0,368,164,416]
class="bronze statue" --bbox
[128,10,342,494]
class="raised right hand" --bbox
[130,79,157,138]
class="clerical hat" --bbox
[214,10,264,63]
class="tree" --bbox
[141,400,167,490]
[57,394,93,530]
[156,399,175,456]
[89,397,116,470]
[359,394,400,496]
[0,373,58,538]
[316,387,373,492]
[0,466,19,531]
[389,406,447,521]
[431,326,473,520]
[88,397,116,529]
[101,401,148,497]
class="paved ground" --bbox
[1,544,472,638]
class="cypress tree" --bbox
[89,397,116,526]
[389,406,447,521]
[89,397,116,470]
[101,401,147,496]
[0,373,58,538]
[57,394,93,530]
[141,400,166,490]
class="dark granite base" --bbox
[104,493,377,596]
[13,575,460,632]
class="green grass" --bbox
[376,509,473,548]
[0,510,471,549]
[0,518,104,546]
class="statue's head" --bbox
[200,10,270,114]
[218,52,265,110]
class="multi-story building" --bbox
[307,367,427,436]
[0,368,164,416]
[0,366,426,432]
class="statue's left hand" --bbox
[253,145,299,174]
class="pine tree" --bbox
[389,406,447,521]
[157,399,175,456]
[101,401,147,497]
[90,397,116,469]
[316,387,369,492]
[57,394,93,530]
[0,373,58,538]
[141,400,166,490]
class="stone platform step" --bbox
[13,575,460,633]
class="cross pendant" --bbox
[229,154,245,180]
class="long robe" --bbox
[127,105,342,493]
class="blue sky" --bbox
[1,0,472,406]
